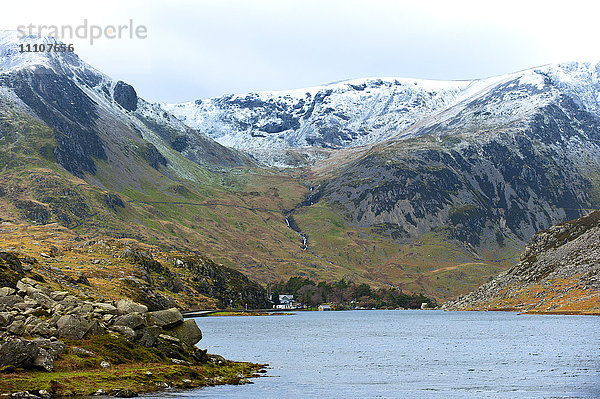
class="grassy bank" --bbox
[1,334,265,397]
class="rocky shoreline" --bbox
[0,276,264,397]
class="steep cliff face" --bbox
[443,211,600,313]
[1,67,107,176]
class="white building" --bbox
[276,294,296,309]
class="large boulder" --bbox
[32,347,54,371]
[113,312,146,330]
[12,301,37,313]
[56,315,91,340]
[69,302,94,315]
[7,320,25,335]
[0,339,39,369]
[0,338,63,372]
[135,326,162,347]
[0,287,16,297]
[169,319,202,346]
[116,299,148,315]
[0,294,23,309]
[25,319,53,338]
[111,325,136,340]
[0,311,14,327]
[31,338,65,359]
[31,292,57,309]
[145,308,183,329]
[15,277,38,292]
[50,291,69,301]
[93,302,118,315]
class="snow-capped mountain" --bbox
[164,62,600,166]
[3,29,600,300]
[163,56,600,260]
[164,78,469,147]
[0,31,248,180]
[0,31,80,73]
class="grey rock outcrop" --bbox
[111,325,136,339]
[135,326,161,347]
[113,312,146,330]
[144,308,183,329]
[170,319,203,346]
[116,299,148,315]
[0,277,204,373]
[0,339,41,369]
[0,287,16,297]
[113,81,138,112]
[0,338,63,371]
[56,315,92,340]
[0,295,23,308]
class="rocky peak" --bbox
[113,80,138,111]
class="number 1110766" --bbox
[19,43,74,53]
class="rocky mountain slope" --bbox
[443,211,600,313]
[0,31,345,292]
[0,31,250,181]
[0,221,269,310]
[312,92,600,245]
[299,62,600,270]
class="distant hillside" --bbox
[443,211,600,314]
[0,222,269,310]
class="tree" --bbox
[355,283,372,298]
[271,290,280,306]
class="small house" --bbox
[276,294,295,309]
[318,304,331,311]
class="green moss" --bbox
[0,358,263,396]
[74,334,165,365]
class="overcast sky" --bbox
[2,0,600,103]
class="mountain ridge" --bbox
[0,30,252,178]
[164,61,600,167]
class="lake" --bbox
[143,310,600,398]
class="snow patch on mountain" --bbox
[544,61,600,117]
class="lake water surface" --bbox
[144,310,600,398]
